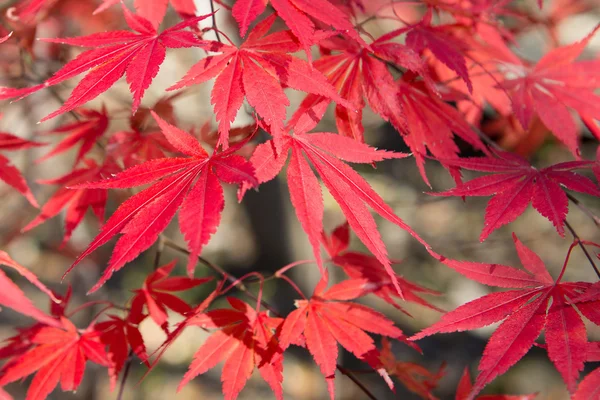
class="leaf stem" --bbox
[566,192,600,227]
[564,219,600,279]
[336,364,380,400]
[209,0,222,43]
[556,240,579,283]
[277,274,307,300]
[116,350,134,400]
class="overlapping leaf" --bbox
[95,0,196,27]
[433,151,600,241]
[382,9,473,91]
[455,368,537,400]
[0,318,109,400]
[278,278,408,399]
[0,119,44,207]
[323,222,441,312]
[0,252,61,328]
[168,14,353,148]
[290,35,426,143]
[413,235,596,398]
[498,25,600,156]
[95,314,148,390]
[379,337,444,399]
[180,297,284,400]
[36,107,109,166]
[66,113,257,292]
[231,0,368,56]
[574,367,600,400]
[0,7,212,121]
[22,159,116,244]
[129,260,211,328]
[244,119,429,292]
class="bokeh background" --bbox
[1,0,599,399]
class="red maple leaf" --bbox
[179,297,284,400]
[384,8,473,91]
[106,96,181,168]
[129,260,211,328]
[278,277,410,399]
[66,112,258,292]
[412,235,595,397]
[379,337,444,400]
[95,314,148,390]
[290,35,427,144]
[497,25,600,156]
[0,252,61,328]
[433,151,600,241]
[322,222,442,313]
[231,0,368,56]
[22,159,117,245]
[0,118,44,207]
[95,0,197,27]
[455,368,537,400]
[396,78,487,185]
[168,14,353,148]
[574,367,600,400]
[36,107,109,166]
[0,318,109,400]
[244,117,429,293]
[0,6,212,121]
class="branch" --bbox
[566,192,600,227]
[564,219,600,279]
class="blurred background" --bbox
[0,0,599,399]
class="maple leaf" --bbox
[290,35,428,144]
[323,222,442,313]
[396,78,487,185]
[107,128,177,168]
[168,14,353,148]
[106,96,182,167]
[412,235,594,397]
[0,6,212,121]
[385,9,473,91]
[129,260,211,328]
[0,252,61,328]
[433,151,600,241]
[279,277,411,399]
[379,337,444,399]
[231,0,368,56]
[497,25,600,156]
[0,119,44,207]
[179,297,284,400]
[0,318,109,400]
[455,368,537,400]
[95,0,197,27]
[22,159,117,245]
[36,107,109,166]
[574,367,600,400]
[95,314,148,390]
[66,113,258,292]
[290,35,482,184]
[244,120,429,293]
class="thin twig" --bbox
[209,0,222,43]
[336,364,380,400]
[564,219,600,279]
[116,351,133,400]
[566,192,600,227]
